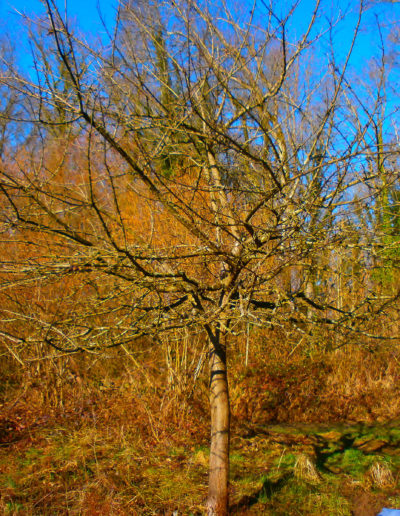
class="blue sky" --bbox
[0,0,399,78]
[0,0,117,74]
[0,0,116,34]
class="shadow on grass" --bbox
[230,474,291,513]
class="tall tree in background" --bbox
[1,1,400,513]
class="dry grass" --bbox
[230,329,400,425]
[1,327,400,514]
[294,453,321,484]
[368,461,396,488]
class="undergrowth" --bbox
[1,330,400,514]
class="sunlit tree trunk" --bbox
[207,330,230,516]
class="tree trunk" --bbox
[207,333,230,515]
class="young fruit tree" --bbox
[1,0,399,513]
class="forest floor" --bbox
[1,337,400,514]
[1,386,400,515]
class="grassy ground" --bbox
[1,388,400,515]
[1,335,400,514]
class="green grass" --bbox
[5,501,25,514]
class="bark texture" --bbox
[207,336,230,515]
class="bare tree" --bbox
[1,0,399,513]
